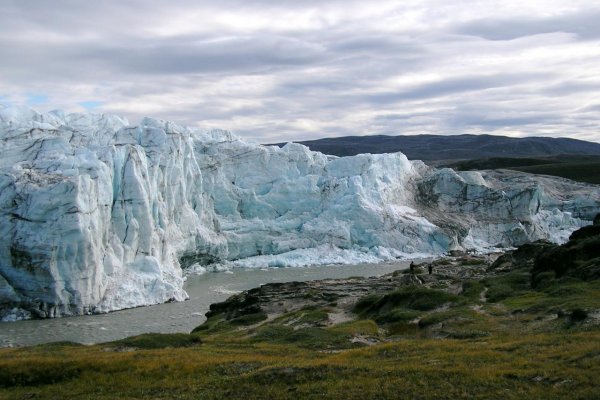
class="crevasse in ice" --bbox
[1,105,598,320]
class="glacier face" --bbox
[1,105,599,320]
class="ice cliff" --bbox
[1,105,599,320]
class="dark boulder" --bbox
[489,240,556,272]
[569,224,600,241]
[532,223,600,285]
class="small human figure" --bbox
[410,261,415,273]
[428,264,433,275]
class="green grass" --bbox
[460,280,486,301]
[328,319,379,336]
[447,155,600,184]
[2,249,600,399]
[273,306,330,326]
[377,309,421,324]
[353,294,383,314]
[417,307,481,328]
[483,270,531,302]
[502,280,600,314]
[513,162,600,184]
[1,330,599,399]
[105,333,202,350]
[251,325,356,350]
[449,157,560,171]
[355,286,459,317]
[229,312,268,326]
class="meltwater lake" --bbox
[0,261,410,347]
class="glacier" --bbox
[1,104,599,320]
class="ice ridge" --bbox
[1,105,599,320]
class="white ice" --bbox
[1,105,598,320]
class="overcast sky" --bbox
[1,1,599,143]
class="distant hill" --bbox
[269,134,600,184]
[443,155,600,185]
[269,134,600,161]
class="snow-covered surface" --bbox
[200,245,434,273]
[1,104,599,320]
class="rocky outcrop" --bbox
[1,105,599,320]
[533,214,600,283]
[488,216,600,285]
[192,256,492,339]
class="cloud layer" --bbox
[1,0,599,143]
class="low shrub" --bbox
[486,284,515,303]
[230,312,268,326]
[445,330,489,339]
[460,280,486,300]
[107,333,202,349]
[252,326,351,349]
[381,287,456,311]
[483,271,530,302]
[353,294,383,314]
[0,361,84,387]
[328,319,379,336]
[376,309,421,324]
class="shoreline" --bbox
[0,260,415,347]
[1,228,599,398]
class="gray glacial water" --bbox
[0,261,409,347]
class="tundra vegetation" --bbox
[1,221,599,399]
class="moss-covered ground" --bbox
[1,250,599,399]
[0,330,598,399]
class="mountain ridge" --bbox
[269,134,600,160]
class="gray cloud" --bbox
[542,81,600,97]
[0,34,324,83]
[0,0,599,144]
[86,36,325,75]
[456,9,600,41]
[365,73,552,104]
[578,104,600,113]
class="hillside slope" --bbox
[442,155,600,184]
[271,134,600,161]
[2,223,599,399]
